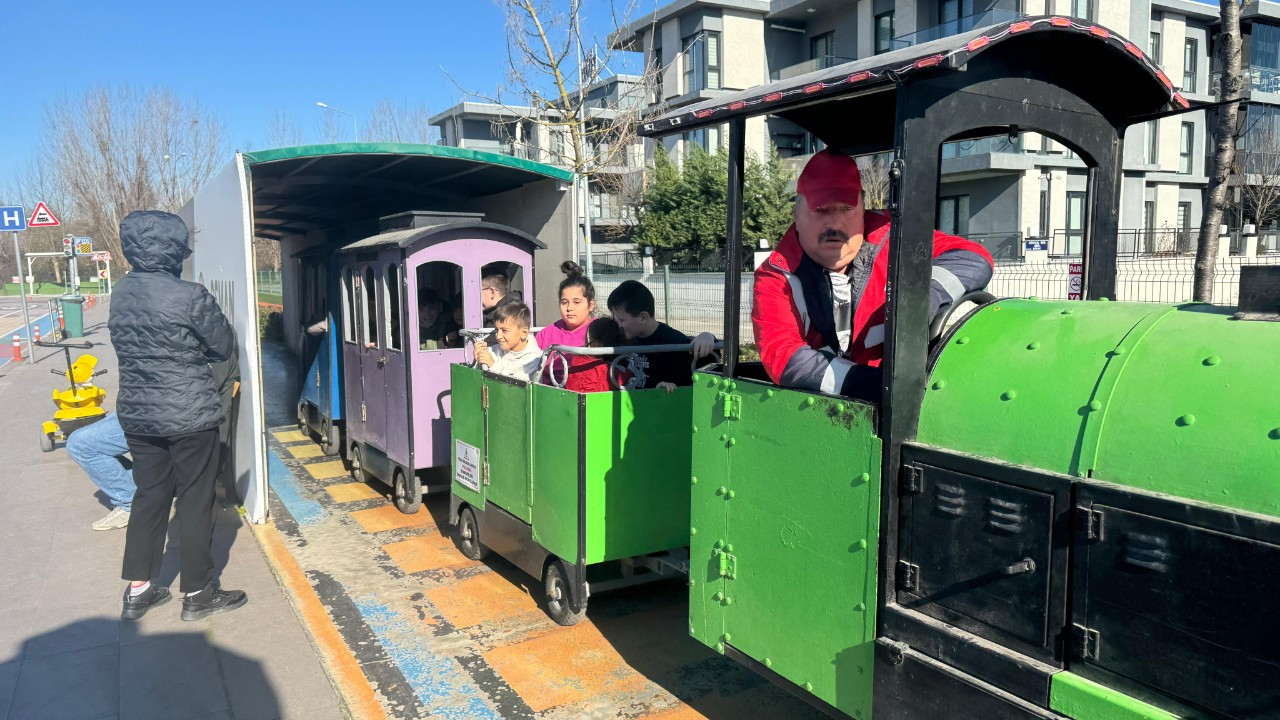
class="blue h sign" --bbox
[0,206,26,232]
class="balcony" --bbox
[942,135,1022,159]
[770,55,856,82]
[891,8,1024,50]
[1210,65,1280,95]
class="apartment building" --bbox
[610,0,1280,258]
[428,75,649,244]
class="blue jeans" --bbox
[66,412,135,511]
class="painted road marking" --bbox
[484,621,648,713]
[351,505,433,534]
[268,450,326,525]
[272,429,310,444]
[286,443,326,459]
[306,459,350,480]
[326,482,382,503]
[383,534,480,575]
[424,571,542,630]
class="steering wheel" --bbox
[930,290,997,343]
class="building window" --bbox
[1039,190,1050,238]
[940,0,975,28]
[1253,22,1280,71]
[1066,192,1086,256]
[1180,122,1194,174]
[1144,200,1156,232]
[875,12,894,54]
[682,124,724,155]
[1178,201,1192,230]
[811,32,834,63]
[1040,133,1054,154]
[1146,121,1159,165]
[1183,39,1198,92]
[938,195,970,237]
[1070,0,1092,21]
[1150,32,1161,63]
[682,31,721,94]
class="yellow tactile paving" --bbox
[483,621,646,713]
[350,505,434,534]
[383,533,479,574]
[285,443,326,459]
[305,460,350,480]
[424,571,541,630]
[325,483,382,503]
[272,430,310,443]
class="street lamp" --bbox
[316,102,359,141]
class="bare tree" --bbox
[266,110,304,148]
[1196,0,1244,302]
[365,100,438,144]
[253,236,282,272]
[1235,121,1280,249]
[317,112,345,144]
[857,152,892,210]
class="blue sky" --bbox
[0,0,647,185]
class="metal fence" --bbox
[257,270,282,297]
[592,265,753,340]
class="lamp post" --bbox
[316,102,359,141]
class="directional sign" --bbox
[0,206,26,231]
[73,236,93,255]
[98,269,108,279]
[28,202,59,227]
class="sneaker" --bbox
[121,584,171,620]
[91,507,131,531]
[181,582,247,621]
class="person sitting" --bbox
[753,149,993,401]
[418,287,458,350]
[474,301,542,382]
[560,317,633,393]
[480,271,522,327]
[66,412,135,531]
[606,280,716,391]
[443,294,466,349]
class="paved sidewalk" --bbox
[0,300,345,720]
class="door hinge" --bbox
[482,461,490,486]
[360,401,367,422]
[1078,506,1104,541]
[481,384,489,409]
[897,560,920,591]
[1072,624,1101,661]
[715,548,737,579]
[718,392,742,420]
[902,464,924,495]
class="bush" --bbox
[258,304,283,343]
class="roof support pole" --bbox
[722,116,747,379]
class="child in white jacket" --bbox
[474,302,542,382]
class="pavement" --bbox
[0,298,345,720]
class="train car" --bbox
[638,16,1279,720]
[295,246,343,455]
[336,211,542,513]
[448,344,704,624]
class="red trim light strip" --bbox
[1011,21,1032,32]
[1088,26,1109,38]
[1050,16,1071,27]
[1155,70,1172,89]
[967,36,991,51]
[694,109,714,119]
[803,82,825,94]
[764,92,783,102]
[1124,42,1143,58]
[1172,93,1190,109]
[914,55,944,69]
[847,71,871,83]
[729,101,746,110]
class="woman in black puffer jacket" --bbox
[108,210,247,622]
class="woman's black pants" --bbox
[121,428,220,593]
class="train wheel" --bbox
[456,506,489,561]
[349,444,365,483]
[39,431,54,453]
[544,559,587,626]
[297,404,307,433]
[393,468,422,514]
[319,419,341,456]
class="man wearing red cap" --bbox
[752,150,993,400]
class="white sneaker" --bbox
[92,507,131,531]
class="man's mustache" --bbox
[820,228,850,243]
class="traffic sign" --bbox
[1068,262,1083,300]
[0,206,25,231]
[28,202,59,227]
[98,269,108,279]
[62,236,73,257]
[91,251,112,262]
[73,236,93,255]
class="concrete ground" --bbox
[0,299,345,720]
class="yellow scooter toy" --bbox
[37,340,108,452]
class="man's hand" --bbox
[474,341,494,367]
[656,381,678,395]
[691,332,716,359]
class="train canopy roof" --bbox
[242,143,572,240]
[639,17,1187,152]
[337,220,546,254]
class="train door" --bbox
[359,264,388,452]
[408,259,467,470]
[691,377,883,719]
[380,258,409,467]
[339,266,365,449]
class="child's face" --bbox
[419,303,442,328]
[611,308,648,340]
[559,286,595,329]
[493,317,529,351]
[453,306,464,325]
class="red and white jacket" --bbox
[752,211,993,396]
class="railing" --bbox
[942,135,1022,158]
[1210,66,1280,95]
[966,232,1024,261]
[1050,228,1200,258]
[770,55,856,82]
[891,8,1025,50]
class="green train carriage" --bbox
[636,16,1280,720]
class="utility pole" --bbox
[11,232,34,363]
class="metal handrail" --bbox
[537,342,724,390]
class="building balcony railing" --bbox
[770,55,856,82]
[1049,228,1198,258]
[891,8,1025,50]
[942,135,1022,158]
[1210,66,1280,95]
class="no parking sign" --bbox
[1068,262,1083,300]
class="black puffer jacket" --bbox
[108,211,235,436]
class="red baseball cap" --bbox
[797,149,862,210]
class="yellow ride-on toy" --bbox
[37,340,108,452]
